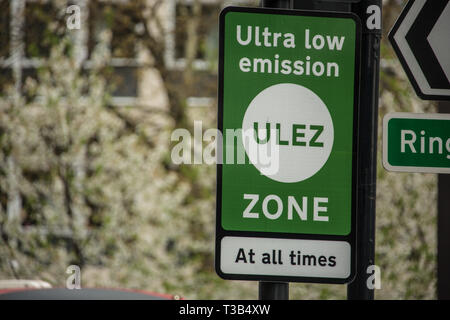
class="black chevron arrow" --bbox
[405,0,450,89]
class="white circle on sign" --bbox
[241,83,334,183]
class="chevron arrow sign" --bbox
[389,0,450,100]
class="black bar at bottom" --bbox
[259,282,289,300]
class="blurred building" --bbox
[0,0,255,110]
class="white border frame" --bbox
[382,112,450,174]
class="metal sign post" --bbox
[346,0,382,300]
[438,101,450,300]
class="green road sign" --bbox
[216,7,361,284]
[383,113,450,174]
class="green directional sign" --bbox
[383,113,450,174]
[216,7,361,284]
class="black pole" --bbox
[257,0,292,302]
[259,281,289,300]
[261,0,293,8]
[258,0,381,300]
[438,101,450,300]
[295,0,382,301]
[438,166,450,300]
[347,0,382,300]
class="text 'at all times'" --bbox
[235,248,337,267]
